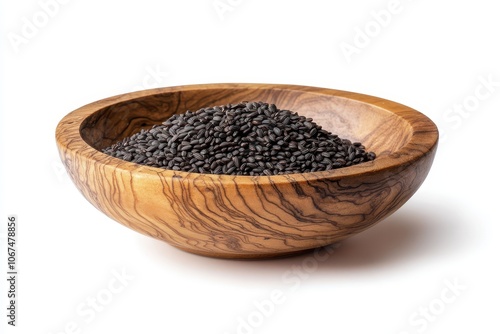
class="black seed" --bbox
[193,153,204,160]
[233,156,240,168]
[102,101,376,175]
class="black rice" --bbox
[102,101,376,175]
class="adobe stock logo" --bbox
[222,243,340,334]
[339,0,414,63]
[398,278,466,334]
[131,64,170,92]
[7,0,72,54]
[212,0,244,20]
[47,268,134,334]
[441,74,499,143]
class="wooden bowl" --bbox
[55,84,438,259]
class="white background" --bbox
[1,0,499,333]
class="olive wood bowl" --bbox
[55,84,438,259]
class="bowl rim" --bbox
[56,83,439,185]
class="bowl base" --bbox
[173,243,340,260]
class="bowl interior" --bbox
[80,86,412,159]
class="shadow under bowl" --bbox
[55,83,438,259]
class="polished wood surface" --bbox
[56,84,438,258]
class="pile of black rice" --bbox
[102,101,376,176]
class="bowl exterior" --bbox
[56,136,436,259]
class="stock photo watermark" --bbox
[52,160,69,183]
[223,243,341,334]
[7,0,72,54]
[339,0,415,63]
[5,216,18,327]
[398,277,466,334]
[441,74,499,143]
[131,64,170,92]
[213,0,244,21]
[46,268,134,334]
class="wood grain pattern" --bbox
[55,84,438,258]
